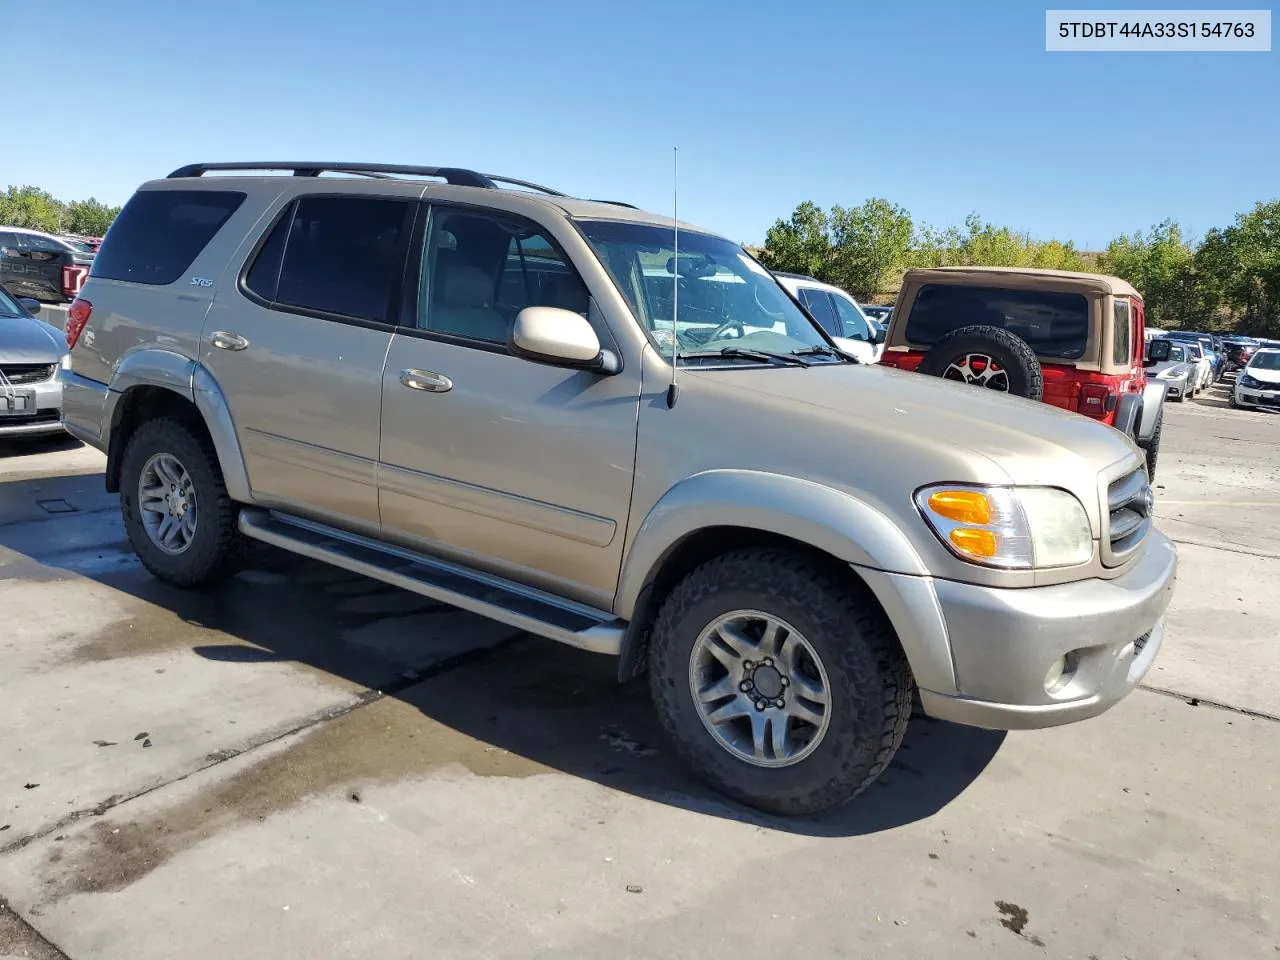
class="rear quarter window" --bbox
[91,189,246,285]
[905,283,1091,360]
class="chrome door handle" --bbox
[209,331,249,351]
[399,368,453,393]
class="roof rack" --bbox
[165,162,567,196]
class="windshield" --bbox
[1249,351,1280,371]
[0,285,24,318]
[577,220,837,364]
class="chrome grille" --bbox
[0,363,56,385]
[1105,467,1152,563]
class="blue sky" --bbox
[8,0,1276,248]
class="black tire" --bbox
[647,549,913,817]
[1139,406,1162,481]
[119,418,245,588]
[916,324,1044,401]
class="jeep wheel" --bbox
[647,549,913,817]
[1139,406,1163,480]
[916,324,1044,401]
[120,418,245,587]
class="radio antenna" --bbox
[666,145,680,409]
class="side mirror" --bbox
[17,298,41,316]
[509,306,620,374]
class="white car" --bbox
[1232,348,1280,411]
[1180,340,1213,395]
[773,272,883,363]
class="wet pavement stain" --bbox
[995,900,1028,934]
[43,694,550,899]
[0,898,64,960]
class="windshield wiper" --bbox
[792,344,853,362]
[690,347,812,367]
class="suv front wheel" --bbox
[647,549,913,816]
[120,418,245,587]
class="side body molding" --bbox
[615,469,931,620]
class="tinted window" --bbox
[242,204,292,303]
[0,232,17,250]
[905,284,1090,360]
[92,189,245,285]
[420,208,588,343]
[832,293,870,341]
[798,288,839,336]
[23,234,68,254]
[272,196,411,322]
[1112,299,1131,364]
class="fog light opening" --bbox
[1044,653,1078,694]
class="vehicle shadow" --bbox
[0,472,1006,838]
[0,431,84,459]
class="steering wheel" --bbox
[707,318,745,343]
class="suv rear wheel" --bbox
[647,549,913,816]
[120,418,245,587]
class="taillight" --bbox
[66,298,93,350]
[62,263,89,298]
[1079,383,1115,418]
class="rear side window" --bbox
[91,190,245,285]
[797,288,839,336]
[1112,299,1131,364]
[247,196,411,323]
[905,284,1091,360]
[832,294,870,341]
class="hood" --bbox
[0,313,66,363]
[1151,359,1190,379]
[1245,365,1280,385]
[689,361,1142,488]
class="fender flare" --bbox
[1136,381,1167,443]
[612,470,960,692]
[104,350,251,502]
[615,470,931,622]
[1112,392,1143,440]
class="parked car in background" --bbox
[773,272,884,362]
[1232,348,1280,410]
[0,227,96,303]
[58,235,101,253]
[1164,330,1223,382]
[59,160,1176,816]
[862,303,893,324]
[1224,337,1261,371]
[877,266,1166,478]
[1144,338,1193,402]
[0,282,66,439]
[1179,341,1213,394]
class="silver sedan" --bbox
[0,285,66,439]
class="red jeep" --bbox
[877,267,1165,477]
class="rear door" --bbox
[200,193,413,527]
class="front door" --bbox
[377,204,641,608]
[201,193,414,527]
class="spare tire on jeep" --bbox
[917,324,1045,401]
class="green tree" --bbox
[1097,220,1200,328]
[910,214,1089,272]
[65,198,120,237]
[0,186,67,233]
[827,198,914,299]
[758,201,833,279]
[1194,202,1280,336]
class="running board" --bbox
[237,509,624,656]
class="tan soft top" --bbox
[903,266,1142,299]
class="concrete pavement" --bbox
[0,377,1276,959]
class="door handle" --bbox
[399,368,453,393]
[209,331,249,351]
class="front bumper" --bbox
[907,530,1177,730]
[1234,385,1280,409]
[1159,374,1187,399]
[0,375,64,438]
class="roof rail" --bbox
[165,162,566,196]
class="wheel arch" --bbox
[104,352,249,501]
[613,471,930,682]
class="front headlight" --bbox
[914,484,1093,570]
[1239,374,1260,389]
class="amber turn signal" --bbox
[949,527,998,558]
[927,490,992,526]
